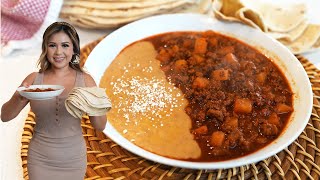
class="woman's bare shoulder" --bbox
[21,72,38,85]
[83,72,97,87]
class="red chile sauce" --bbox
[141,30,293,162]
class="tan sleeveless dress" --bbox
[27,71,87,180]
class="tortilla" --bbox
[267,20,308,42]
[280,24,320,54]
[178,0,212,14]
[63,0,179,10]
[236,7,267,31]
[61,0,194,18]
[243,0,307,32]
[220,0,244,17]
[212,0,242,22]
[62,2,197,29]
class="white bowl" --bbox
[17,85,65,100]
[85,13,313,169]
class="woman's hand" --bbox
[17,82,30,102]
[1,82,31,121]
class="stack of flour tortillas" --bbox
[212,0,320,54]
[65,87,112,119]
[60,0,212,29]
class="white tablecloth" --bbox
[0,0,319,179]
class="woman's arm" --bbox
[1,72,37,122]
[84,73,107,131]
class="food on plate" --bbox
[100,41,201,159]
[59,0,212,29]
[100,30,294,161]
[23,88,56,92]
[212,0,320,54]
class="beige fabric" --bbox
[28,71,87,179]
[65,87,112,118]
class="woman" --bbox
[1,22,106,179]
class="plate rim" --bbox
[17,84,65,100]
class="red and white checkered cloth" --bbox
[1,0,63,56]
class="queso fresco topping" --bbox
[145,30,294,161]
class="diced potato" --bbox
[268,112,280,126]
[194,37,207,54]
[194,125,208,135]
[256,72,267,83]
[276,103,293,114]
[193,54,205,64]
[223,117,238,131]
[171,45,179,53]
[223,53,240,68]
[192,77,209,88]
[212,69,229,81]
[174,59,188,71]
[234,98,252,114]
[210,131,225,147]
[156,49,171,62]
[208,38,218,47]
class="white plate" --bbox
[85,13,313,169]
[17,85,65,100]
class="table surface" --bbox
[0,0,320,179]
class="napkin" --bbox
[1,0,63,56]
[65,87,112,119]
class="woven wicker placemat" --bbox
[21,39,320,180]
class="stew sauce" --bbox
[144,31,293,161]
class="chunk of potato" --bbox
[276,103,293,114]
[223,117,238,131]
[194,37,207,54]
[192,77,209,88]
[256,72,267,83]
[156,49,171,62]
[174,59,188,71]
[268,112,280,126]
[223,53,240,68]
[210,131,225,147]
[234,98,252,113]
[194,125,208,135]
[212,69,229,81]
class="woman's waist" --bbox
[31,131,85,147]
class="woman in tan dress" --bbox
[1,22,107,180]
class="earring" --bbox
[71,54,80,64]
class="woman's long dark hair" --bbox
[37,22,83,72]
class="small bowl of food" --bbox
[85,13,313,169]
[17,85,65,100]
